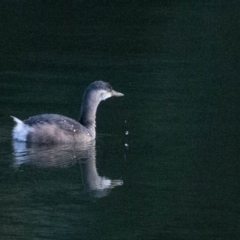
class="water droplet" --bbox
[125,131,129,135]
[125,143,129,147]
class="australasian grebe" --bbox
[12,81,124,144]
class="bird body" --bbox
[12,81,123,144]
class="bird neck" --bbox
[79,92,100,137]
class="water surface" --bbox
[0,1,240,240]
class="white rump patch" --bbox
[11,116,33,142]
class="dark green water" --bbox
[0,1,240,239]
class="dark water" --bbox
[1,1,240,239]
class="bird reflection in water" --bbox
[12,140,123,198]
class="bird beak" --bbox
[111,90,124,97]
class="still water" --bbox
[0,1,240,240]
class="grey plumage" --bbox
[24,114,85,133]
[12,81,124,144]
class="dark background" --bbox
[0,1,240,240]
